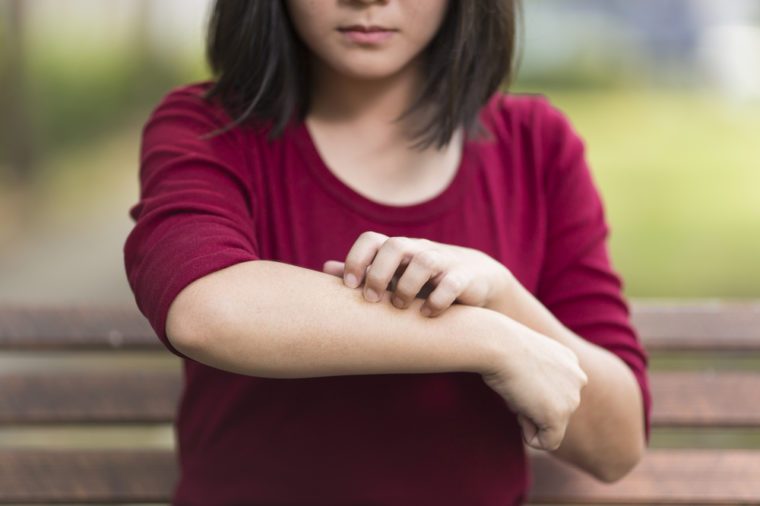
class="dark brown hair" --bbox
[204,0,521,150]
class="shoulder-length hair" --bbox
[204,0,521,150]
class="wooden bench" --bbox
[1,301,758,504]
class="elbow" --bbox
[165,277,234,356]
[165,296,207,357]
[593,439,645,484]
[165,260,276,359]
[166,322,203,359]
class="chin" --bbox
[333,58,409,81]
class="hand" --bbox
[483,322,588,452]
[322,231,512,317]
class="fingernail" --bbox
[344,273,358,288]
[392,296,403,308]
[420,306,432,317]
[365,288,379,302]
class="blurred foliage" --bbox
[0,10,208,171]
[511,86,760,298]
[2,5,757,299]
[22,51,202,165]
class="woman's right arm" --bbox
[166,258,509,378]
[126,86,584,451]
[167,258,587,451]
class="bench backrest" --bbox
[0,301,759,504]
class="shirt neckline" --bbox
[292,118,475,225]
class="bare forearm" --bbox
[166,260,506,379]
[487,271,645,482]
[541,321,644,483]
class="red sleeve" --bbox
[123,84,261,360]
[532,97,652,445]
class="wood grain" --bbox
[529,449,760,505]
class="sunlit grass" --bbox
[515,88,760,297]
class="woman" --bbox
[124,0,652,504]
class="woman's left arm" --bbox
[324,98,651,482]
[326,237,646,483]
[486,269,646,483]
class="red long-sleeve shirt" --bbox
[123,81,651,505]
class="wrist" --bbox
[485,263,518,313]
[463,307,525,377]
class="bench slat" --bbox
[633,300,760,351]
[0,449,176,503]
[0,372,181,424]
[528,449,760,505]
[0,305,156,350]
[2,370,757,427]
[0,449,757,504]
[651,371,760,427]
[1,302,760,351]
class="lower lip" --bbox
[339,29,395,45]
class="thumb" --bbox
[322,260,345,278]
[517,414,541,449]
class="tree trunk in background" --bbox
[0,0,35,187]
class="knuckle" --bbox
[441,273,463,292]
[441,248,457,262]
[358,230,375,242]
[544,406,562,425]
[415,249,440,270]
[555,406,570,423]
[360,230,382,240]
[565,391,581,412]
[418,238,432,248]
[385,236,409,253]
[552,402,571,421]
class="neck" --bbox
[306,54,430,141]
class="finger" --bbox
[322,260,345,278]
[421,271,466,317]
[393,249,444,309]
[517,414,539,448]
[364,237,415,303]
[343,231,388,289]
[536,421,567,452]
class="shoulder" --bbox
[142,81,276,152]
[139,81,260,180]
[144,81,234,134]
[480,91,588,178]
[147,80,270,132]
[481,91,583,148]
[156,80,215,103]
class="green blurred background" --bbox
[1,0,759,304]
